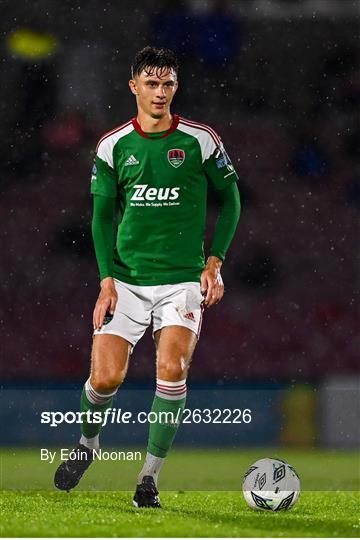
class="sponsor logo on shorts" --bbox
[103,313,113,325]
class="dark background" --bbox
[0,0,359,388]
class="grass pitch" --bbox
[1,448,359,537]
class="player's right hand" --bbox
[93,277,118,330]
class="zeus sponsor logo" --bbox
[131,184,180,202]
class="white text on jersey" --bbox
[131,184,180,202]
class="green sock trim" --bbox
[147,395,186,458]
[80,387,113,438]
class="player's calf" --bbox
[54,378,118,491]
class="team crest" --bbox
[168,149,185,168]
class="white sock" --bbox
[138,452,165,487]
[80,434,100,451]
[85,378,118,405]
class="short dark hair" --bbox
[131,46,179,79]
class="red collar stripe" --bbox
[132,114,179,139]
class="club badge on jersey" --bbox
[168,149,185,168]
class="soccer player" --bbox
[54,46,241,507]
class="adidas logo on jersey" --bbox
[125,155,139,166]
[131,184,180,202]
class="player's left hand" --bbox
[200,256,224,308]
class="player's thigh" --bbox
[154,325,198,381]
[90,334,132,391]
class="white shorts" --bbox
[93,279,205,347]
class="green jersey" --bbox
[90,114,238,285]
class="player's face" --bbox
[129,67,178,119]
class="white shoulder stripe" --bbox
[177,122,218,163]
[180,118,221,145]
[95,120,133,151]
[97,123,134,169]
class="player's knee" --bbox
[158,355,190,381]
[90,369,125,394]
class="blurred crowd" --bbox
[0,0,358,382]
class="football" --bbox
[242,458,301,511]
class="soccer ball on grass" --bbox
[242,458,300,511]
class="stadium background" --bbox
[0,0,359,478]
